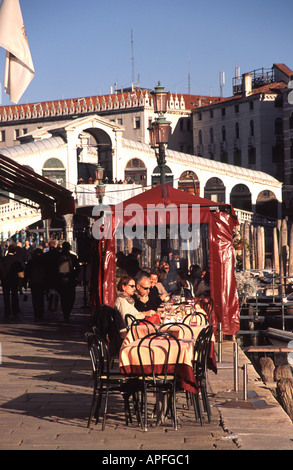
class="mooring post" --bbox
[233,342,239,392]
[243,363,248,401]
[218,322,222,363]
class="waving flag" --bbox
[0,0,34,103]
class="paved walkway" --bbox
[1,286,293,452]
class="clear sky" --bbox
[0,0,292,105]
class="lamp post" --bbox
[148,82,171,185]
[95,163,105,204]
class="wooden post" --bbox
[273,226,279,275]
[276,378,293,422]
[243,221,251,271]
[289,223,293,277]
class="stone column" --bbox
[64,214,74,247]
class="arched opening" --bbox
[178,171,199,195]
[230,184,252,211]
[125,158,147,186]
[204,177,226,203]
[256,190,278,218]
[42,158,66,187]
[151,165,173,187]
[78,127,113,182]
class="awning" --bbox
[0,152,76,219]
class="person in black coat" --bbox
[25,248,46,321]
[0,245,24,319]
[56,242,81,322]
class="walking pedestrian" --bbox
[0,245,24,320]
[25,248,46,321]
[56,242,80,322]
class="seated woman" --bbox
[114,275,146,329]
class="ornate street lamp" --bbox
[95,163,105,203]
[148,82,171,185]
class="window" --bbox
[14,129,20,140]
[23,128,28,135]
[134,116,140,129]
[198,112,202,121]
[221,108,226,117]
[198,130,203,145]
[222,126,226,141]
[209,127,214,143]
[250,120,254,137]
[209,109,213,118]
[234,104,239,113]
[249,100,254,111]
[0,130,6,142]
[235,122,240,139]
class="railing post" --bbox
[233,342,239,392]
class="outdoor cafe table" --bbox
[119,333,199,394]
[122,323,217,373]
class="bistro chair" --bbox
[137,331,181,431]
[92,304,124,363]
[196,297,214,323]
[85,332,141,430]
[124,314,136,331]
[158,322,194,339]
[183,312,207,326]
[130,318,158,341]
[192,325,214,423]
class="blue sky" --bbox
[0,0,292,105]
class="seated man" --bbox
[133,271,160,313]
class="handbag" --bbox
[48,289,59,312]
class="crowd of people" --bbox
[114,247,210,337]
[0,239,80,322]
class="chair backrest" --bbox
[197,297,214,322]
[124,314,136,331]
[183,312,207,326]
[130,318,158,341]
[92,304,124,358]
[85,331,110,379]
[137,331,181,385]
[158,322,194,339]
[193,325,213,377]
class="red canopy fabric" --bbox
[96,184,240,336]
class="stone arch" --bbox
[151,165,173,187]
[42,157,66,187]
[125,158,147,185]
[204,177,226,203]
[81,127,113,180]
[178,170,199,195]
[256,190,278,218]
[230,183,252,211]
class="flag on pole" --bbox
[0,0,34,103]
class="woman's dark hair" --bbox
[117,274,134,291]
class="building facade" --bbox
[192,63,293,216]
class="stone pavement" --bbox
[1,286,293,453]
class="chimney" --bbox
[242,73,252,97]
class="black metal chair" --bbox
[158,322,194,339]
[137,331,181,431]
[192,325,214,423]
[130,318,158,341]
[85,332,141,430]
[124,313,136,331]
[182,312,207,326]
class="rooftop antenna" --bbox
[131,29,135,89]
[188,57,191,94]
[219,71,225,97]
